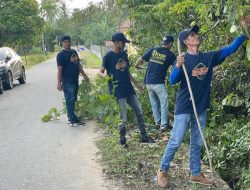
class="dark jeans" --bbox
[117,94,147,144]
[63,83,78,123]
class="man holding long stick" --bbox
[157,25,247,187]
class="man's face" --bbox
[62,40,71,49]
[164,42,173,49]
[118,41,126,50]
[184,32,201,47]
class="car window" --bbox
[8,48,17,57]
[0,48,6,61]
[6,49,13,58]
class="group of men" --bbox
[56,26,247,187]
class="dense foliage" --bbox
[0,0,44,48]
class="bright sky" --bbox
[65,0,103,10]
[36,0,103,10]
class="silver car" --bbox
[0,47,26,94]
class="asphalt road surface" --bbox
[0,57,115,190]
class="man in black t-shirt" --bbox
[57,35,89,127]
[135,36,176,131]
[99,32,155,147]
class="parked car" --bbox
[0,47,26,92]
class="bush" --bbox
[77,78,120,128]
[209,119,250,189]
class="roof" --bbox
[118,20,132,32]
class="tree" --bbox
[0,0,44,47]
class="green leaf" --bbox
[230,24,238,33]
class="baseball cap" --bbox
[61,35,71,42]
[161,35,174,45]
[112,32,130,43]
[179,25,199,47]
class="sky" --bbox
[64,0,103,10]
[36,0,103,10]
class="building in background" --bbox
[117,20,137,55]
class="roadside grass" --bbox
[79,50,102,68]
[97,125,231,190]
[21,52,55,68]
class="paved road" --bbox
[0,57,114,190]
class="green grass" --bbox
[21,52,55,68]
[97,126,231,190]
[79,50,102,68]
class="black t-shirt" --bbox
[174,51,221,114]
[57,49,80,84]
[142,47,176,84]
[102,50,135,98]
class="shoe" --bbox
[67,120,71,124]
[70,123,80,127]
[141,136,156,144]
[76,120,85,125]
[155,124,160,130]
[160,126,167,132]
[157,170,169,188]
[189,173,215,186]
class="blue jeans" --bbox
[117,94,147,144]
[146,84,168,128]
[160,111,207,176]
[63,83,78,123]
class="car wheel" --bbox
[18,67,26,84]
[0,80,3,94]
[3,71,14,89]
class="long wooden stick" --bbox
[177,39,213,178]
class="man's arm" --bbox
[79,64,89,81]
[135,57,144,69]
[217,35,247,64]
[57,66,63,91]
[169,55,184,85]
[99,66,106,79]
[135,48,154,69]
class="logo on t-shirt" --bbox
[70,53,79,63]
[192,63,208,80]
[150,50,165,64]
[116,58,127,72]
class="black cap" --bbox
[112,32,130,43]
[161,35,174,45]
[179,25,199,47]
[61,35,71,42]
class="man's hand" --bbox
[135,57,144,70]
[135,64,144,70]
[176,55,185,68]
[57,82,62,91]
[99,67,106,79]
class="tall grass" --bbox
[21,53,55,68]
[79,50,101,68]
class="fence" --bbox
[90,45,111,59]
